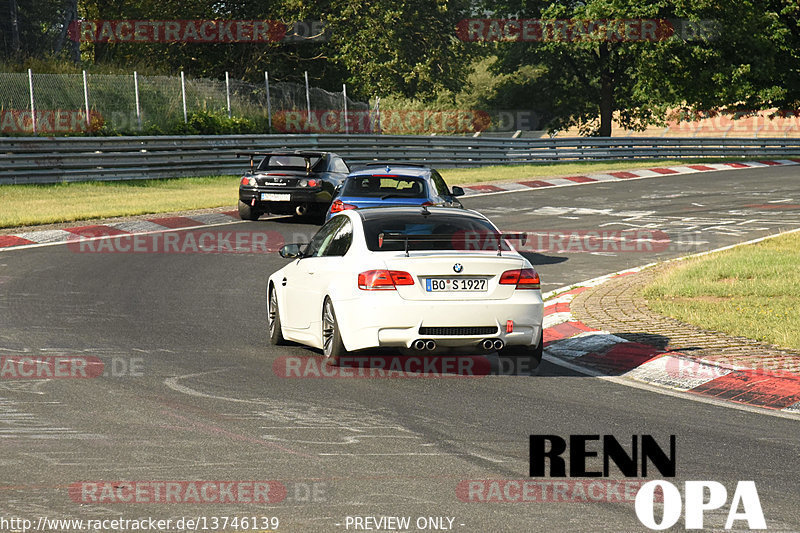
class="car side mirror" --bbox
[451,186,465,197]
[279,243,305,259]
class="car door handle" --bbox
[282,278,287,286]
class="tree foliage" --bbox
[1,0,798,134]
[1,0,67,58]
[323,0,473,99]
[480,0,800,135]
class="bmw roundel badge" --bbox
[453,263,463,273]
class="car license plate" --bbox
[425,278,487,292]
[260,193,291,201]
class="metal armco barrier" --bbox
[2,134,800,185]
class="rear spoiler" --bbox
[236,152,323,173]
[378,232,528,257]
[361,162,428,168]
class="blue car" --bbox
[325,163,465,221]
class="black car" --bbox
[237,151,350,220]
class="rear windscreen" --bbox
[343,175,427,198]
[257,155,322,171]
[362,213,511,252]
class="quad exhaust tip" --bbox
[425,340,436,351]
[295,205,308,216]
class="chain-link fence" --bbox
[0,70,370,136]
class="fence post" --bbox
[368,97,374,133]
[304,71,311,124]
[225,71,231,118]
[376,96,381,134]
[134,71,142,130]
[82,70,90,129]
[180,71,188,123]
[265,71,272,130]
[27,68,36,136]
[343,83,348,135]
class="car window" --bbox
[257,155,322,171]
[362,213,510,252]
[332,157,350,173]
[430,171,449,196]
[342,175,427,198]
[304,216,346,257]
[321,218,353,257]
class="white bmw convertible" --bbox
[267,207,544,366]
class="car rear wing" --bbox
[360,162,428,168]
[236,152,323,173]
[378,231,528,257]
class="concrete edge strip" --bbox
[461,158,800,198]
[540,227,800,414]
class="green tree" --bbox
[74,0,349,89]
[324,0,473,100]
[0,0,65,59]
[481,0,799,136]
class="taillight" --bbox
[499,268,540,289]
[330,199,357,213]
[358,270,415,290]
[241,176,256,186]
[299,178,319,187]
[421,201,434,206]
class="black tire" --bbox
[267,285,287,345]
[321,297,347,364]
[499,330,544,374]
[238,200,261,221]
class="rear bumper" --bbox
[333,293,544,352]
[239,187,331,209]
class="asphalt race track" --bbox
[1,166,799,532]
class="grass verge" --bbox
[0,176,239,228]
[642,232,800,351]
[0,156,775,228]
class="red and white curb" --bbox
[0,211,243,251]
[541,270,800,414]
[461,159,800,197]
[3,159,797,251]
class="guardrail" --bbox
[2,134,800,185]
